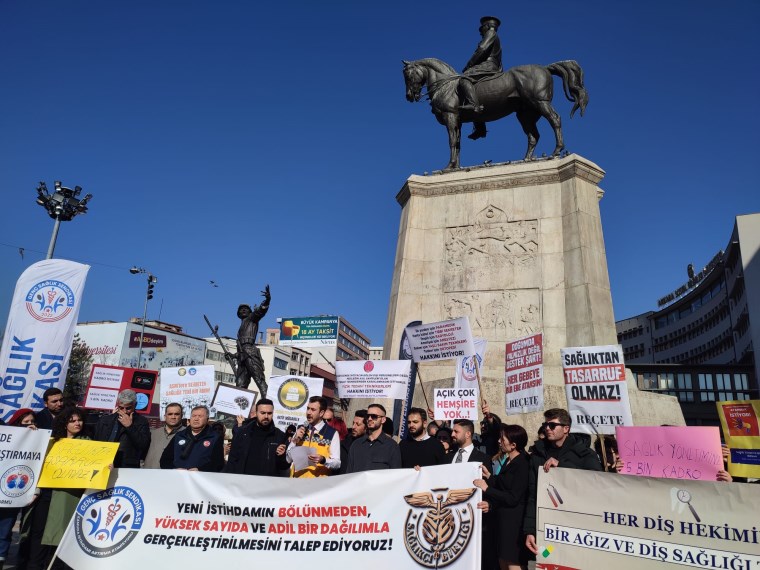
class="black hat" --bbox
[237,304,252,317]
[480,16,501,28]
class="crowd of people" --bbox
[0,387,745,570]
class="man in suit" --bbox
[451,419,489,464]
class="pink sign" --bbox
[616,426,723,481]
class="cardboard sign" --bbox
[159,365,215,419]
[505,333,543,414]
[616,426,723,481]
[434,387,478,421]
[716,399,760,478]
[335,360,411,399]
[404,318,476,363]
[266,375,325,432]
[211,384,257,418]
[39,439,118,490]
[84,364,157,414]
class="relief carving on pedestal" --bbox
[444,290,541,341]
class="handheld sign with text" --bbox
[560,345,633,434]
[404,318,476,363]
[616,426,723,481]
[434,387,478,421]
[39,439,118,490]
[85,364,157,414]
[716,399,760,478]
[0,426,52,507]
[336,360,411,399]
[505,333,543,414]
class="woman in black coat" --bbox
[474,424,530,570]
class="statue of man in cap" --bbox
[458,16,503,141]
[234,285,271,393]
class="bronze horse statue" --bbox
[403,58,588,170]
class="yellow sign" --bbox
[716,399,760,478]
[38,439,119,490]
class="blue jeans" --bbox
[0,507,19,559]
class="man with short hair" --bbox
[287,396,340,477]
[160,406,225,472]
[400,407,448,468]
[346,404,401,473]
[34,388,63,430]
[339,409,367,474]
[451,419,489,464]
[225,399,288,476]
[94,389,151,468]
[524,408,602,555]
[143,403,183,469]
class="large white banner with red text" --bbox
[55,464,482,569]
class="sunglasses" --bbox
[366,413,385,420]
[542,422,567,430]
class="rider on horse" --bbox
[459,16,502,141]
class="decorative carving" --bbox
[444,290,541,340]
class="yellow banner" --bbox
[716,400,760,478]
[38,439,119,490]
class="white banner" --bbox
[560,345,633,435]
[0,259,90,421]
[535,468,760,570]
[454,338,486,396]
[266,375,324,432]
[55,464,482,568]
[0,426,52,507]
[211,384,258,418]
[335,360,411,399]
[505,333,544,415]
[404,318,476,363]
[159,365,216,419]
[434,387,478,421]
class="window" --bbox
[698,374,713,390]
[274,357,288,370]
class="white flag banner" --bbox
[404,318,476,363]
[560,345,634,435]
[0,426,52,507]
[454,338,486,395]
[335,360,411,399]
[266,375,325,432]
[54,464,482,568]
[0,259,90,421]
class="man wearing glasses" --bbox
[94,389,151,468]
[345,404,401,473]
[523,408,601,555]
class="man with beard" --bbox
[400,407,448,468]
[287,396,340,477]
[143,403,183,468]
[346,404,401,473]
[225,399,288,476]
[338,409,367,474]
[34,388,64,430]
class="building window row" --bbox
[654,279,725,330]
[206,349,228,362]
[339,335,369,359]
[274,357,288,370]
[215,371,235,384]
[339,323,369,348]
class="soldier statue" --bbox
[235,285,270,394]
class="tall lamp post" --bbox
[36,181,93,259]
[130,267,157,369]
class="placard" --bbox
[211,384,258,419]
[505,333,543,414]
[38,439,119,490]
[159,365,216,419]
[716,399,760,478]
[266,375,325,432]
[434,387,478,421]
[84,364,157,414]
[0,426,52,507]
[404,318,476,363]
[335,360,411,399]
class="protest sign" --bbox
[211,384,257,419]
[159,365,215,418]
[404,318,476,363]
[55,463,481,568]
[0,259,89,422]
[505,333,543,414]
[266,375,325,432]
[39,439,119,490]
[455,338,486,393]
[84,364,157,414]
[534,468,760,570]
[716,399,760,478]
[616,426,722,481]
[434,387,478,420]
[0,426,51,507]
[335,360,411,399]
[560,345,633,434]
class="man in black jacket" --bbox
[34,388,64,430]
[524,408,602,555]
[225,399,288,476]
[160,406,225,472]
[93,389,151,468]
[400,408,448,468]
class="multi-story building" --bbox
[369,346,384,360]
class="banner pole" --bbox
[416,366,432,410]
[473,357,486,410]
[598,434,609,472]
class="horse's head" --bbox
[402,60,425,102]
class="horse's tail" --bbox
[546,60,588,118]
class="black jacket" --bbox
[160,425,225,472]
[523,435,602,535]
[224,420,288,476]
[93,412,151,468]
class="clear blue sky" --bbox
[1,1,759,347]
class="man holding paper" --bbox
[287,396,340,477]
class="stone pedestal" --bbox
[383,154,683,429]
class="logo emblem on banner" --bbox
[403,487,476,567]
[74,486,144,558]
[460,353,481,383]
[25,280,75,322]
[1,466,34,498]
[364,361,374,372]
[277,378,309,410]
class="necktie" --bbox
[455,449,465,463]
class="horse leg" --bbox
[535,100,564,156]
[443,113,461,170]
[516,110,541,160]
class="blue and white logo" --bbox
[74,486,144,558]
[25,280,75,323]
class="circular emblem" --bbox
[461,353,482,383]
[135,393,149,411]
[1,465,34,498]
[277,378,309,410]
[25,280,75,323]
[203,440,211,447]
[364,361,374,372]
[177,368,187,376]
[188,368,197,375]
[177,439,186,446]
[74,486,144,558]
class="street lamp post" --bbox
[130,267,157,369]
[35,181,93,259]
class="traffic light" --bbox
[147,275,156,301]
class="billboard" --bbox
[279,316,339,347]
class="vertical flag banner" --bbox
[716,399,760,478]
[505,333,543,415]
[560,345,633,435]
[0,259,90,422]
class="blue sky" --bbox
[1,1,759,347]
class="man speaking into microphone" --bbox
[286,396,340,477]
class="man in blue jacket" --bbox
[160,405,224,472]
